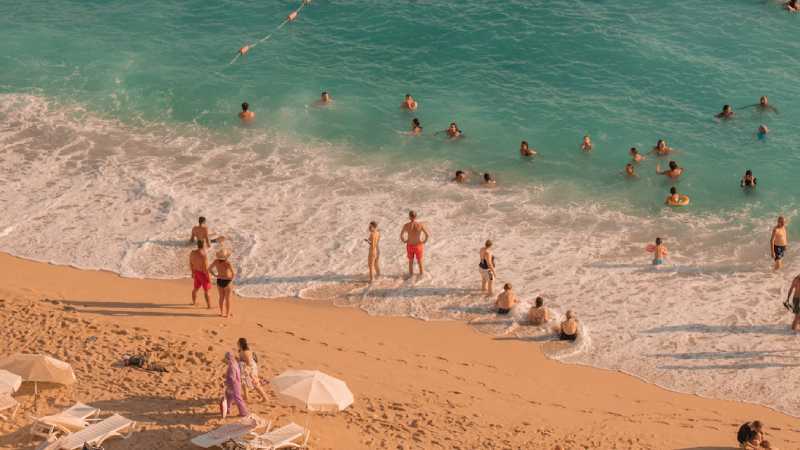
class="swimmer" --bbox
[190,217,227,247]
[770,216,787,271]
[756,125,770,138]
[494,283,519,315]
[741,96,779,114]
[666,186,680,204]
[646,140,684,156]
[741,170,757,187]
[238,102,254,124]
[519,141,541,156]
[622,163,639,178]
[314,92,334,106]
[528,297,549,326]
[656,161,684,179]
[452,170,467,182]
[558,311,578,341]
[715,104,737,119]
[652,237,667,267]
[406,118,423,136]
[629,147,644,163]
[363,221,380,282]
[782,0,799,11]
[579,135,594,150]
[483,173,496,185]
[399,94,418,112]
[434,123,462,140]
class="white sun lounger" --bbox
[0,393,20,420]
[230,422,310,450]
[30,402,102,438]
[56,413,136,450]
[191,414,270,449]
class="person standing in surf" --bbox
[209,248,236,318]
[189,240,212,308]
[770,216,788,271]
[652,237,667,267]
[238,102,254,125]
[478,240,497,295]
[784,275,800,332]
[400,210,430,276]
[364,221,381,282]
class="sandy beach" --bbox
[0,252,798,450]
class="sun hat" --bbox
[216,248,230,261]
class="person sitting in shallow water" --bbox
[579,135,594,150]
[434,123,462,140]
[452,170,467,182]
[494,283,519,315]
[715,104,737,119]
[519,141,541,156]
[741,170,757,187]
[558,310,578,341]
[528,297,549,325]
[406,118,423,136]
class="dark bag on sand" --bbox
[127,355,148,367]
[252,353,258,364]
[82,443,104,450]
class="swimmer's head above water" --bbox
[625,164,634,174]
[241,102,249,111]
[670,187,677,195]
[669,161,678,170]
[630,147,638,155]
[454,170,466,182]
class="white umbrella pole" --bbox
[35,381,38,395]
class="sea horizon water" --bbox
[2,0,800,417]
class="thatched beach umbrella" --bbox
[0,354,76,394]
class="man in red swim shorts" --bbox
[189,241,212,308]
[400,210,430,276]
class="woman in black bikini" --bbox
[559,310,578,341]
[209,248,236,318]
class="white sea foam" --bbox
[2,93,800,417]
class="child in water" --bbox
[666,187,680,204]
[579,135,594,150]
[652,237,667,267]
[630,147,644,163]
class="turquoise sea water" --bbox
[3,0,800,416]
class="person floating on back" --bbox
[238,102,254,125]
[741,96,779,114]
[741,170,757,187]
[770,216,787,271]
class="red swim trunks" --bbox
[406,244,424,260]
[193,270,211,291]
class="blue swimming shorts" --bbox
[652,259,663,266]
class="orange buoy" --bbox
[287,12,297,21]
[238,46,250,55]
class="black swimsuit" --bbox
[215,260,232,288]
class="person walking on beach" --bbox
[400,211,430,276]
[209,249,236,317]
[528,297,549,325]
[223,351,248,416]
[190,241,212,308]
[784,274,800,332]
[236,338,268,403]
[364,221,381,282]
[656,161,684,179]
[652,237,667,267]
[770,216,787,271]
[400,94,418,112]
[478,240,497,295]
[741,96,778,114]
[646,140,683,157]
[737,421,764,449]
[559,310,579,341]
[238,102,254,125]
[494,283,519,315]
[190,216,226,247]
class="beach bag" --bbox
[82,443,104,450]
[219,397,228,419]
[127,355,148,367]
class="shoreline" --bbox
[1,252,799,449]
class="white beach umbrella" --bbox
[0,354,76,394]
[0,369,22,395]
[270,370,354,412]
